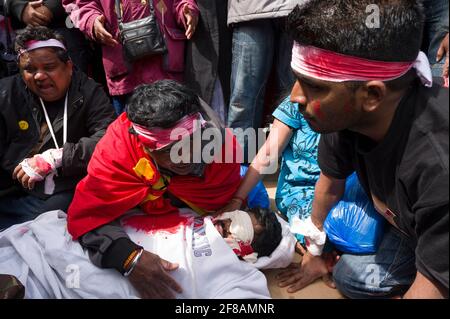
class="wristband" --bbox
[123,248,144,277]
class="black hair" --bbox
[287,0,425,62]
[127,80,202,128]
[14,26,70,63]
[287,1,425,90]
[249,208,282,258]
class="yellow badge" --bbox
[133,158,156,181]
[141,0,147,5]
[18,120,29,131]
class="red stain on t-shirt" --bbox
[123,212,193,235]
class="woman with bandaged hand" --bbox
[0,26,115,230]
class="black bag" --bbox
[0,17,18,79]
[115,0,167,62]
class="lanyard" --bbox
[39,93,68,149]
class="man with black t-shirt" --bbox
[276,0,449,298]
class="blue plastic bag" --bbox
[240,165,270,209]
[323,173,385,254]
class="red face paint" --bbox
[313,100,325,119]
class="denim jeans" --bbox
[332,226,417,299]
[0,191,74,231]
[423,0,449,77]
[112,94,131,116]
[227,18,295,162]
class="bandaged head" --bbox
[215,210,258,263]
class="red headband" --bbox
[291,42,433,87]
[132,113,206,151]
[18,39,67,58]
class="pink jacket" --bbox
[63,0,198,96]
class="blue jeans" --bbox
[112,94,131,116]
[423,0,449,77]
[227,18,295,162]
[0,191,74,231]
[333,226,416,299]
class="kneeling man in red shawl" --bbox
[67,80,242,298]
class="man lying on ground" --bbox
[0,208,296,298]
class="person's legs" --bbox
[111,94,131,115]
[0,194,45,230]
[42,191,74,213]
[333,226,416,299]
[422,0,449,77]
[227,19,275,162]
[274,18,295,98]
[0,191,74,230]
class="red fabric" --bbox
[67,113,241,239]
[291,42,414,82]
[133,113,203,150]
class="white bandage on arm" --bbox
[19,148,64,195]
[20,158,45,182]
[40,148,63,170]
[290,216,327,256]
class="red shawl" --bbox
[67,113,241,239]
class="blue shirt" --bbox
[272,96,321,220]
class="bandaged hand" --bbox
[290,216,327,257]
[13,148,63,192]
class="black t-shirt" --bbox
[318,80,449,290]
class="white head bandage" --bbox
[216,210,258,263]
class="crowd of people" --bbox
[0,0,448,299]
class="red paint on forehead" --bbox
[123,212,193,234]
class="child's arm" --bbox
[217,119,294,214]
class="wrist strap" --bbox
[123,248,144,277]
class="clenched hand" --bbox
[21,1,53,26]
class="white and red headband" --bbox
[132,112,206,151]
[291,42,433,87]
[18,39,67,58]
